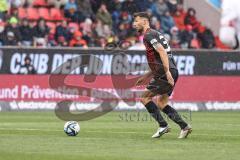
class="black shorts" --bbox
[146,69,179,96]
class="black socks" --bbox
[145,102,188,129]
[162,105,188,129]
[145,101,168,127]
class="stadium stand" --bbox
[0,0,229,49]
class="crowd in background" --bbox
[0,0,229,49]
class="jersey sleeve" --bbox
[145,31,172,53]
[144,32,159,48]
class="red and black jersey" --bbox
[143,28,177,76]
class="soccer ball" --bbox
[64,121,80,136]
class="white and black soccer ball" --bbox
[64,121,80,136]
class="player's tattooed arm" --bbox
[152,42,174,86]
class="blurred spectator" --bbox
[179,25,194,48]
[197,26,215,49]
[48,33,57,46]
[80,18,93,35]
[190,34,200,49]
[33,18,49,47]
[166,0,178,14]
[108,0,122,13]
[95,20,105,37]
[21,0,35,7]
[117,23,129,40]
[96,4,112,28]
[0,0,8,20]
[151,0,169,20]
[64,0,78,22]
[170,26,181,48]
[184,8,200,31]
[115,11,132,35]
[96,23,112,38]
[160,11,175,35]
[134,0,152,12]
[120,12,132,25]
[89,0,101,14]
[48,0,67,8]
[2,31,18,46]
[19,18,33,46]
[4,17,21,44]
[64,0,77,10]
[35,38,47,47]
[128,35,145,50]
[10,0,24,8]
[176,3,185,14]
[29,20,36,29]
[82,31,96,47]
[76,0,94,19]
[152,17,164,33]
[55,20,70,42]
[56,36,68,47]
[69,31,87,47]
[19,56,36,74]
[121,0,139,14]
[111,0,122,32]
[119,40,131,49]
[172,4,185,30]
[95,36,107,48]
[0,20,5,46]
[9,8,19,19]
[107,33,118,44]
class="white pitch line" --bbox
[0,127,61,132]
[0,128,240,138]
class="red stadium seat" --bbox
[46,22,56,34]
[27,8,39,20]
[50,8,64,21]
[38,8,51,20]
[18,8,27,19]
[68,22,79,32]
[33,0,48,7]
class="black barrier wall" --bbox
[0,47,239,75]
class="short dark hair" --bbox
[133,12,151,22]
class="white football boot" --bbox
[178,125,192,139]
[152,126,171,138]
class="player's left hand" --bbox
[135,77,146,86]
[166,71,174,86]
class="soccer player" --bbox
[133,12,192,138]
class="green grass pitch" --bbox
[0,111,240,160]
